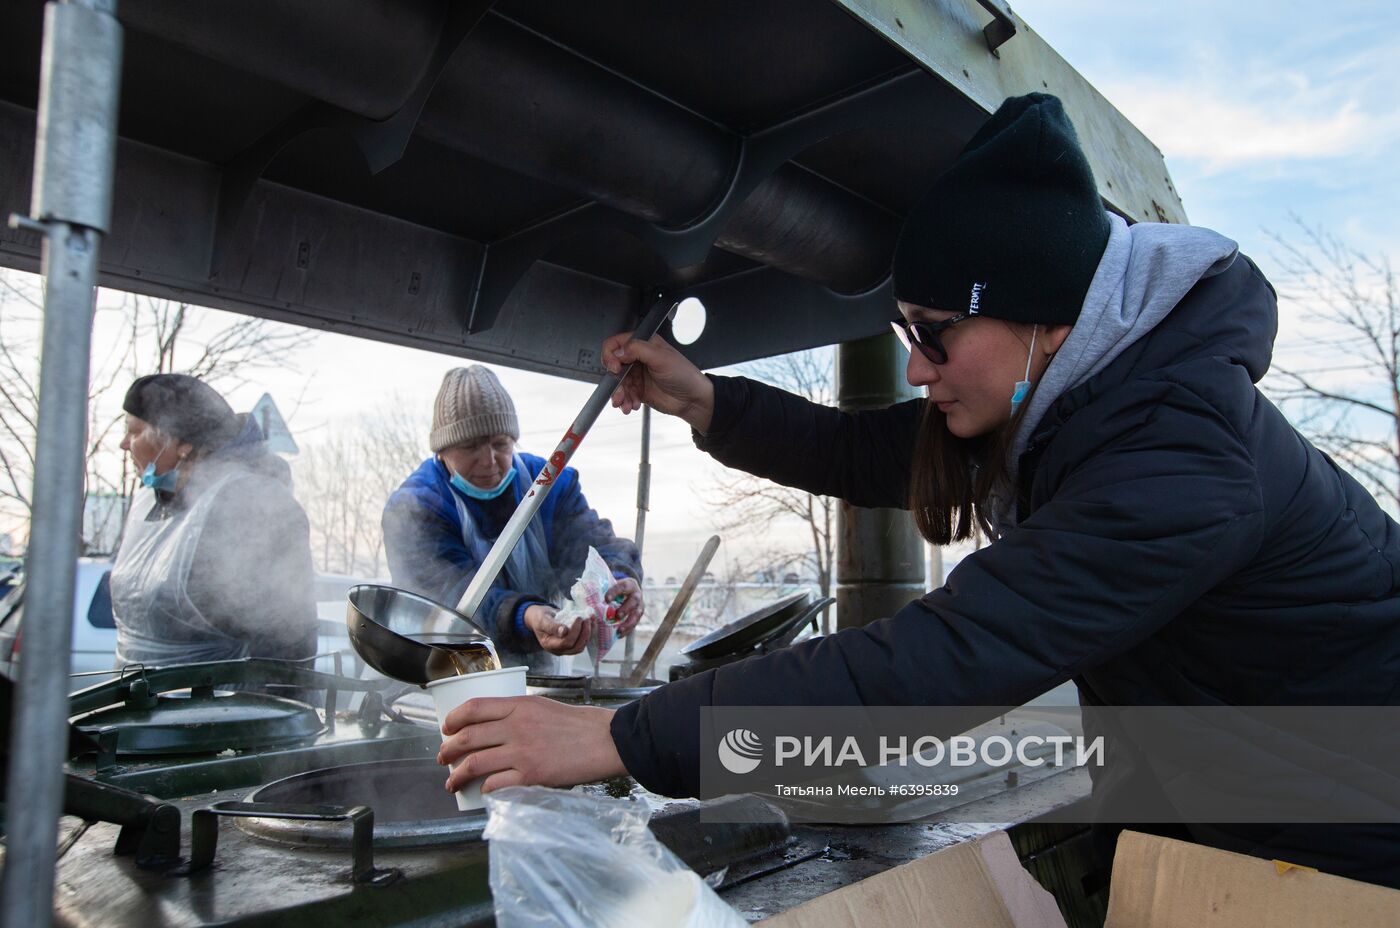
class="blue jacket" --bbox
[382,453,640,665]
[611,255,1400,887]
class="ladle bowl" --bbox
[347,585,497,687]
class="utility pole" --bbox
[833,332,924,629]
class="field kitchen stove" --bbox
[63,659,442,799]
[12,657,801,926]
[44,759,797,927]
[0,656,1103,924]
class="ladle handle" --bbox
[455,301,677,620]
[628,534,720,686]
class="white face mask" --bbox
[1011,325,1037,411]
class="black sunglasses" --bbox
[890,313,972,365]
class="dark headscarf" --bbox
[122,374,241,452]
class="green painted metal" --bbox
[72,689,324,756]
[78,723,440,799]
[835,332,925,629]
[60,658,443,799]
[833,0,1189,225]
[1009,820,1110,928]
[67,658,397,718]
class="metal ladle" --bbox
[345,301,677,686]
[346,585,496,686]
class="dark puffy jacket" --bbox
[382,453,640,659]
[612,255,1400,886]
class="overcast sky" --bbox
[9,1,1397,579]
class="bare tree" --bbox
[0,268,313,552]
[294,398,427,577]
[1263,218,1400,509]
[297,434,359,575]
[702,348,837,631]
[0,274,42,531]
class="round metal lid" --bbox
[72,689,323,755]
[240,759,487,848]
[681,591,811,660]
[526,673,665,704]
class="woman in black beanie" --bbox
[436,95,1400,889]
[111,373,317,668]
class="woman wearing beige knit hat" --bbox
[382,365,644,670]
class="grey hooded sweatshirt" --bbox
[991,213,1239,531]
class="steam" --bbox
[111,416,320,667]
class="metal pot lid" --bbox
[526,674,665,702]
[240,759,487,849]
[72,689,323,755]
[681,591,811,660]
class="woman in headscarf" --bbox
[112,373,317,668]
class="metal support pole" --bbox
[834,332,924,630]
[3,3,123,927]
[622,405,652,676]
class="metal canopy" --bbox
[0,0,1182,380]
[0,5,1187,924]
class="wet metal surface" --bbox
[720,767,1091,920]
[722,821,999,921]
[51,791,497,928]
[45,764,1089,925]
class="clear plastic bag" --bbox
[483,786,746,928]
[553,547,620,665]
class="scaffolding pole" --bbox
[2,2,123,927]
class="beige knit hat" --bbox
[430,366,519,452]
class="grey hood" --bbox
[991,213,1239,532]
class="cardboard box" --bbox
[1106,831,1400,927]
[758,831,1067,928]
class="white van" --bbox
[0,558,118,681]
[0,560,374,685]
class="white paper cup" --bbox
[427,665,528,811]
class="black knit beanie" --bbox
[892,93,1110,326]
[122,373,240,451]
